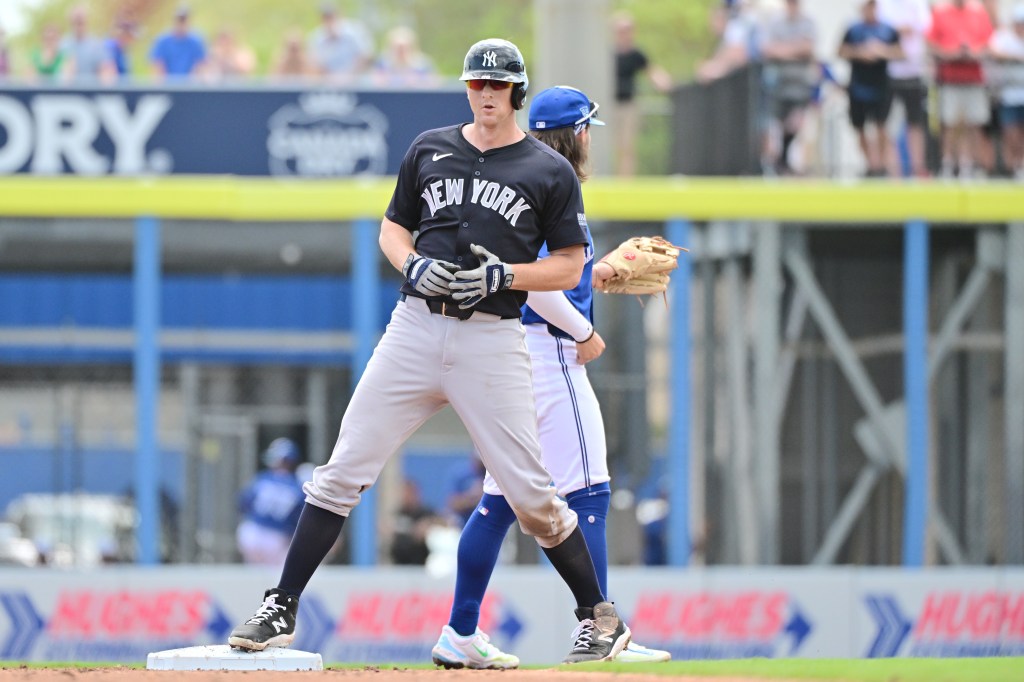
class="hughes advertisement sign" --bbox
[0,86,469,177]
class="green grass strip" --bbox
[560,657,1024,681]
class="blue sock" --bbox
[448,493,516,636]
[567,482,611,599]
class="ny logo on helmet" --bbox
[482,51,497,67]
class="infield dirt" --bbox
[0,668,803,682]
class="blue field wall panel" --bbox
[0,273,403,364]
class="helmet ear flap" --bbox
[512,83,526,110]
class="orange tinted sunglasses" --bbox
[466,79,513,91]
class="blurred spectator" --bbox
[760,0,818,175]
[101,20,138,82]
[989,4,1024,178]
[980,0,1003,175]
[447,454,486,529]
[840,0,905,177]
[390,479,441,565]
[60,3,112,82]
[612,10,672,176]
[31,24,65,82]
[236,437,305,566]
[207,27,257,80]
[927,0,994,178]
[635,494,668,566]
[696,1,758,84]
[877,0,933,177]
[271,28,316,79]
[372,26,438,88]
[307,1,373,82]
[150,5,207,80]
[0,25,10,78]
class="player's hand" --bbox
[403,254,459,297]
[450,244,514,309]
[575,330,605,365]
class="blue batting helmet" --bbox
[262,437,300,467]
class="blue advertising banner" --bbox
[0,85,471,176]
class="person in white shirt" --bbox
[989,4,1024,177]
[877,0,933,177]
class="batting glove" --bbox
[403,254,459,297]
[450,244,514,309]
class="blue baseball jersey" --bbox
[238,470,305,535]
[521,223,595,338]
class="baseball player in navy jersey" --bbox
[228,38,630,665]
[432,86,671,669]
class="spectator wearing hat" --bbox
[307,1,373,82]
[150,5,207,80]
[989,3,1024,178]
[236,438,305,567]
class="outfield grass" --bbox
[563,657,1024,681]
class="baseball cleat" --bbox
[562,601,631,664]
[431,625,520,669]
[228,588,298,651]
[615,640,672,662]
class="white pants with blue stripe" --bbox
[484,324,610,499]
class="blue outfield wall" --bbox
[0,273,404,364]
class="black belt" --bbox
[402,294,517,321]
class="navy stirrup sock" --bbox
[567,483,611,599]
[448,493,517,636]
[277,502,347,598]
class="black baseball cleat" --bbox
[228,588,299,651]
[562,601,632,664]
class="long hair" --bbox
[530,127,589,182]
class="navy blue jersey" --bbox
[843,21,900,101]
[238,470,305,535]
[521,225,596,338]
[386,124,588,318]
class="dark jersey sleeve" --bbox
[385,134,424,231]
[540,163,587,252]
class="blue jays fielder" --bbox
[228,38,631,665]
[431,86,672,669]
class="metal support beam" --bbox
[784,244,899,467]
[133,216,161,565]
[667,219,691,566]
[753,222,781,563]
[902,221,929,567]
[725,224,757,564]
[1006,224,1024,564]
[351,218,380,566]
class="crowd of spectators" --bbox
[699,0,1024,179]
[0,2,437,87]
[3,1,1022,179]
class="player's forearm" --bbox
[526,290,593,342]
[509,245,585,292]
[379,218,416,272]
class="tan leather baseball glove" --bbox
[595,236,688,297]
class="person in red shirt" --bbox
[927,0,995,177]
